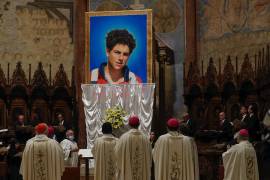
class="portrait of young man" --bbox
[85,10,152,84]
[90,29,142,84]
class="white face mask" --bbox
[68,136,74,141]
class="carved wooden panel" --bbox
[239,54,254,83]
[206,58,218,85]
[190,97,204,129]
[187,62,201,87]
[9,98,27,127]
[31,62,49,88]
[31,98,49,124]
[225,95,239,121]
[205,97,222,129]
[53,64,70,87]
[0,99,6,129]
[198,146,223,180]
[245,95,258,107]
[11,62,27,87]
[223,56,235,83]
[52,100,72,127]
[0,65,7,87]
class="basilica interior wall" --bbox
[0,0,74,81]
[0,0,75,132]
[183,0,270,131]
[196,0,270,74]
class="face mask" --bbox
[68,136,74,141]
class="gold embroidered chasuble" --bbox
[153,131,199,180]
[222,141,259,180]
[115,129,152,180]
[20,134,65,180]
[92,134,118,180]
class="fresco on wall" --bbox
[0,0,73,80]
[198,0,270,69]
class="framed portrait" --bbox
[85,10,152,84]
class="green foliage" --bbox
[105,106,127,129]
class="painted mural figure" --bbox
[223,0,249,32]
[90,29,142,84]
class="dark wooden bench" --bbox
[0,161,8,180]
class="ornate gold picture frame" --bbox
[85,10,152,83]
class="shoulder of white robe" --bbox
[91,68,99,81]
[223,144,238,158]
[153,134,168,156]
[128,71,138,83]
[158,133,169,141]
[60,139,67,146]
[50,139,63,151]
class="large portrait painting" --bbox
[85,10,152,84]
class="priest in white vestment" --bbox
[153,118,199,180]
[115,116,152,180]
[222,129,259,180]
[60,129,79,166]
[20,123,65,180]
[92,122,118,180]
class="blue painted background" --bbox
[89,14,147,82]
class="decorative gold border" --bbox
[84,9,153,83]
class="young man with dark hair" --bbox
[92,122,118,180]
[91,29,142,84]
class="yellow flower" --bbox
[104,106,127,129]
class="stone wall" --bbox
[0,0,73,80]
[197,0,270,73]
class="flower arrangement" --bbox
[105,106,127,129]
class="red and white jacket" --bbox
[90,63,142,84]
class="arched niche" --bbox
[9,85,28,127]
[205,83,219,101]
[185,84,202,107]
[51,87,73,127]
[0,86,6,128]
[239,80,256,104]
[222,82,236,101]
[222,82,239,121]
[30,87,49,125]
